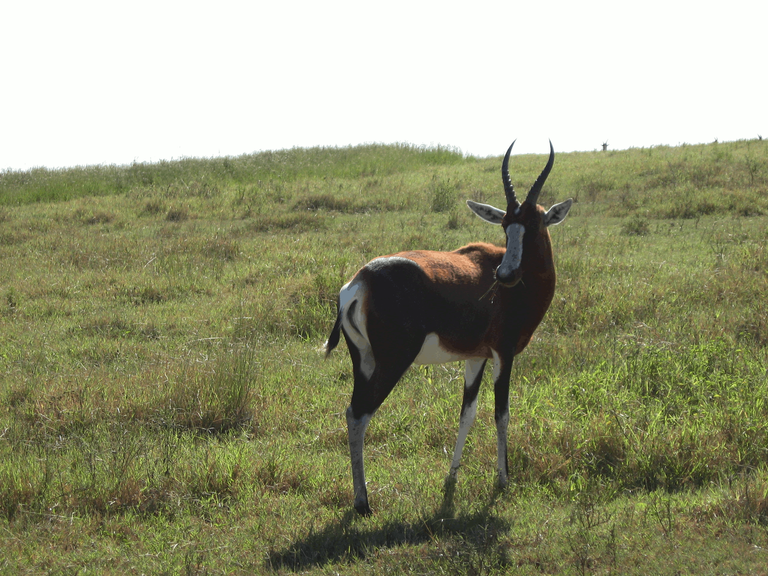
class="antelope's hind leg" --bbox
[343,330,376,516]
[346,405,373,516]
[345,332,419,516]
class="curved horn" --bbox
[501,140,518,208]
[525,140,555,206]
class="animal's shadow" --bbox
[266,480,510,571]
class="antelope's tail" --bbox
[323,307,343,358]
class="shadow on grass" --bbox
[266,479,510,571]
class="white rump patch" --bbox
[339,279,375,379]
[413,333,466,366]
[366,255,420,272]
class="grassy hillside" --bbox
[0,144,466,206]
[1,139,767,574]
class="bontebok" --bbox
[324,140,573,515]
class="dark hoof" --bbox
[355,502,373,516]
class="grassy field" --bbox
[1,139,768,574]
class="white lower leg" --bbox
[346,406,372,510]
[496,409,510,487]
[449,398,478,477]
[448,358,485,479]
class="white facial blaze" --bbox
[501,223,525,271]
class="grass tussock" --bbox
[1,139,768,574]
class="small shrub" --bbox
[247,213,325,233]
[162,344,256,433]
[202,238,240,261]
[141,199,166,216]
[166,207,189,222]
[128,286,165,305]
[5,288,19,314]
[74,208,115,225]
[621,214,649,236]
[447,208,461,230]
[74,315,134,338]
[736,317,768,347]
[294,194,353,212]
[430,176,458,213]
[577,175,616,202]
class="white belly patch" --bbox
[413,333,466,365]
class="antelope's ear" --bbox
[466,200,505,224]
[544,199,573,227]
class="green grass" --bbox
[0,143,466,206]
[1,139,768,574]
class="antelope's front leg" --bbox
[492,352,514,488]
[448,358,486,481]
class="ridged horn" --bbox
[525,140,555,206]
[501,140,518,208]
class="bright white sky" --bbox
[1,0,766,171]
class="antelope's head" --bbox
[467,141,573,287]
